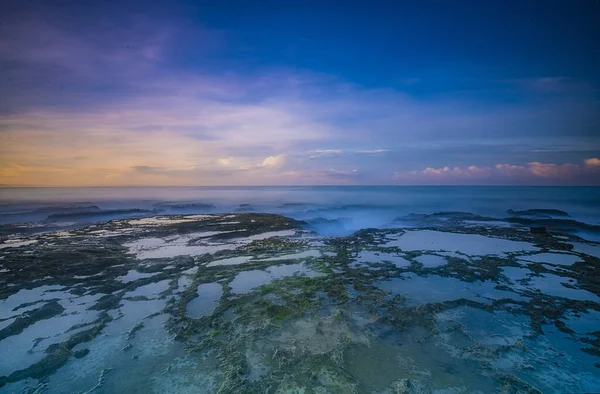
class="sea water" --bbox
[1,186,599,235]
[0,186,599,393]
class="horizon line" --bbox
[1,184,599,188]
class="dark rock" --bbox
[88,294,121,311]
[235,204,255,212]
[507,209,569,217]
[73,348,90,359]
[530,226,547,234]
[506,217,600,234]
[8,345,70,381]
[33,205,101,214]
[47,208,156,221]
[394,378,420,393]
[0,301,65,341]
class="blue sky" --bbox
[0,0,599,185]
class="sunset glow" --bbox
[1,1,599,185]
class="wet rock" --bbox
[507,208,570,217]
[392,378,421,393]
[507,217,600,234]
[581,331,600,357]
[235,204,255,212]
[0,301,65,341]
[47,208,156,221]
[8,345,71,382]
[88,294,122,311]
[73,348,90,359]
[34,204,101,215]
[395,211,500,227]
[497,373,543,393]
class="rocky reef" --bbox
[0,213,599,393]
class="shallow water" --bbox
[414,254,447,267]
[0,198,599,392]
[186,283,223,318]
[518,252,581,266]
[385,230,538,255]
[229,263,321,294]
[376,272,527,305]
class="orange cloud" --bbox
[527,162,579,178]
[585,158,600,168]
[402,158,600,184]
[261,155,286,168]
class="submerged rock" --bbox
[72,349,90,359]
[392,378,421,394]
[0,301,65,341]
[530,226,547,234]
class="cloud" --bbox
[307,149,389,159]
[414,166,492,177]
[398,158,600,185]
[132,166,167,174]
[104,172,122,179]
[585,158,600,168]
[308,150,343,159]
[261,155,286,168]
[527,162,579,178]
[0,5,599,186]
[495,164,530,177]
[356,149,389,154]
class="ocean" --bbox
[1,186,599,236]
[0,186,599,393]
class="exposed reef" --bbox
[0,212,599,393]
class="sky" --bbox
[1,0,599,186]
